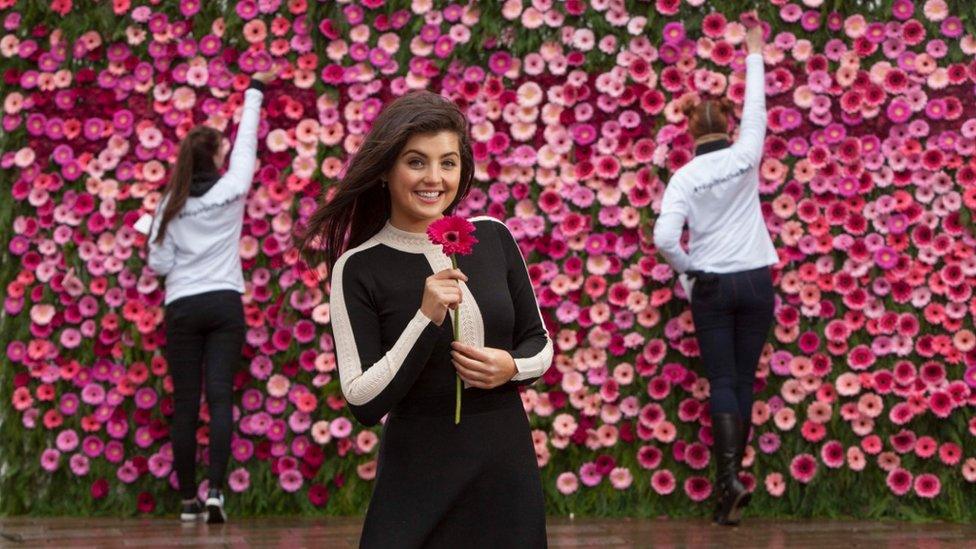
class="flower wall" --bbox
[2,0,976,520]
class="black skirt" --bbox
[360,393,547,549]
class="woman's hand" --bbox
[420,268,467,326]
[745,24,764,55]
[451,342,517,389]
[252,65,281,84]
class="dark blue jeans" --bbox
[165,290,245,499]
[690,267,774,421]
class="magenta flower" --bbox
[329,417,353,439]
[487,51,513,75]
[427,216,478,257]
[40,448,60,472]
[963,366,976,389]
[683,476,712,502]
[886,99,913,124]
[277,469,302,492]
[938,443,962,466]
[940,16,963,38]
[637,445,663,470]
[913,473,941,498]
[886,468,913,495]
[147,454,172,478]
[651,470,676,495]
[235,0,258,19]
[820,440,845,469]
[116,460,138,483]
[685,442,710,470]
[82,436,104,458]
[790,454,818,484]
[579,462,602,487]
[69,454,90,476]
[308,483,329,506]
[891,0,915,20]
[929,391,953,418]
[90,479,109,500]
[55,429,79,452]
[661,22,685,45]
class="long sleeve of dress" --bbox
[491,220,553,385]
[330,251,443,426]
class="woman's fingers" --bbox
[453,361,490,387]
[451,349,486,370]
[432,268,468,282]
[429,283,462,301]
[450,342,492,362]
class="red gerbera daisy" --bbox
[426,216,478,257]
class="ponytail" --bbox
[153,126,221,244]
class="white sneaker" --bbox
[179,499,205,522]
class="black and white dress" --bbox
[330,217,552,548]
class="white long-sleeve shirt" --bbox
[653,53,778,274]
[147,85,264,304]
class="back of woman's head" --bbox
[299,90,475,274]
[152,126,222,244]
[683,98,736,141]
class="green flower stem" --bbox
[452,254,461,424]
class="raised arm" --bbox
[207,68,278,201]
[729,26,767,167]
[209,83,264,201]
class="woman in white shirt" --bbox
[147,68,276,523]
[653,25,773,526]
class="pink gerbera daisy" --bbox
[427,216,478,256]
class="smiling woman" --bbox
[298,91,475,271]
[299,91,551,548]
[387,132,462,232]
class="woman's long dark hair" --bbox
[299,91,475,277]
[153,126,222,244]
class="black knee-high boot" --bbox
[733,418,752,513]
[736,419,752,490]
[712,414,749,526]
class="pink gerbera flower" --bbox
[914,436,937,459]
[308,483,329,507]
[939,442,962,466]
[579,462,602,487]
[279,469,303,493]
[765,472,786,497]
[683,476,712,502]
[427,216,478,257]
[651,470,676,495]
[637,445,663,470]
[929,391,953,418]
[914,473,941,498]
[685,443,710,470]
[886,99,912,124]
[739,10,761,29]
[790,453,818,483]
[887,468,913,495]
[820,440,845,468]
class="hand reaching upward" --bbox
[745,23,764,55]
